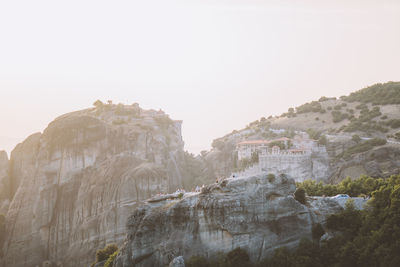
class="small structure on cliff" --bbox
[234,134,329,182]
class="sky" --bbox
[0,0,399,155]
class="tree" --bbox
[311,223,325,243]
[294,188,307,204]
[93,99,104,108]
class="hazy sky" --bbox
[0,0,399,155]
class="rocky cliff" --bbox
[0,103,185,267]
[114,173,344,267]
[0,151,9,215]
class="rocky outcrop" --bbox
[0,104,185,267]
[329,145,400,183]
[114,174,343,267]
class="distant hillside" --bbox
[255,81,400,139]
[205,82,400,183]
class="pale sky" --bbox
[0,0,399,155]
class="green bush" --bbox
[96,244,118,262]
[294,188,307,204]
[306,128,321,140]
[104,250,119,267]
[267,173,276,183]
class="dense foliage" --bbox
[343,81,400,105]
[297,175,385,197]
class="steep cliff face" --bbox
[114,174,344,267]
[328,145,400,183]
[1,104,185,267]
[0,151,9,215]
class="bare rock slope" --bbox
[0,103,185,267]
[114,174,343,267]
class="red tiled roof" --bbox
[237,137,290,146]
[237,140,270,145]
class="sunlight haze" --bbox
[0,0,399,155]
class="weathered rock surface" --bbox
[0,104,185,267]
[114,174,343,267]
[0,150,9,215]
[328,145,400,183]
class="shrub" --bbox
[96,244,118,262]
[104,250,119,267]
[268,141,285,150]
[311,223,325,241]
[331,111,349,123]
[386,119,400,129]
[306,128,321,140]
[225,247,251,267]
[296,101,323,114]
[333,104,342,110]
[294,188,307,204]
[93,99,104,108]
[267,173,276,183]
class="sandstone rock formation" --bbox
[114,173,343,267]
[0,104,185,267]
[327,141,400,183]
[0,150,9,215]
